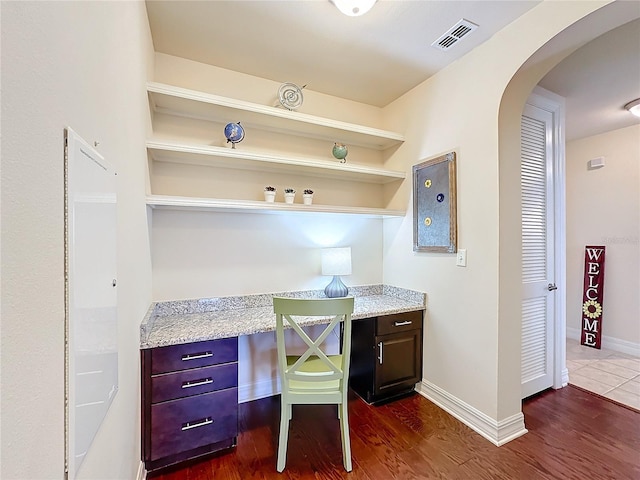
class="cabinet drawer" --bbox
[151,337,238,374]
[151,362,238,404]
[376,310,422,336]
[149,388,238,461]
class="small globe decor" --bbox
[332,142,348,163]
[224,122,245,149]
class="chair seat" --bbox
[286,355,343,392]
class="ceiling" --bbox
[146,1,640,141]
[538,17,640,140]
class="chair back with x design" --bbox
[273,296,354,472]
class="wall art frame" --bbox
[413,151,457,253]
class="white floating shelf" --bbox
[147,141,405,184]
[147,82,405,150]
[146,195,406,218]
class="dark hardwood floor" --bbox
[151,386,640,479]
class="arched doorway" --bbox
[498,0,640,428]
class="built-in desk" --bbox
[140,284,425,474]
[140,284,425,349]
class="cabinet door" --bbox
[375,330,421,396]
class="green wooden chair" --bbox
[273,296,355,473]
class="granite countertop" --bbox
[140,284,426,349]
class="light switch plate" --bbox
[456,249,467,267]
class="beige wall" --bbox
[148,4,638,447]
[566,125,640,350]
[1,2,153,479]
[150,53,387,302]
[154,53,385,127]
[382,0,613,423]
[2,0,636,478]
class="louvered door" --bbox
[521,104,555,398]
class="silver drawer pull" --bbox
[378,341,383,365]
[181,351,213,361]
[182,377,213,389]
[394,321,412,327]
[181,417,213,431]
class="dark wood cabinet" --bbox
[141,337,238,474]
[350,310,423,405]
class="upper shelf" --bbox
[147,82,405,150]
[147,141,406,184]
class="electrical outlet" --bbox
[456,249,467,267]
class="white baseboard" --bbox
[566,327,640,357]
[416,380,528,446]
[238,378,279,404]
[136,461,146,480]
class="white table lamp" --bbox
[321,247,352,298]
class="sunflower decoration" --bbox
[582,299,602,319]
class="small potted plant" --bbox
[302,189,314,205]
[264,185,276,202]
[283,187,296,204]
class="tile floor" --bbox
[566,338,640,411]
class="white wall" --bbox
[152,210,382,300]
[152,205,382,402]
[566,125,640,351]
[1,2,153,479]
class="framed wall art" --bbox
[413,151,457,253]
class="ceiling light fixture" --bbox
[331,0,377,17]
[624,98,640,117]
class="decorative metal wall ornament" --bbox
[224,121,245,149]
[413,151,457,253]
[332,142,348,163]
[277,82,305,111]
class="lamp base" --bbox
[324,275,349,298]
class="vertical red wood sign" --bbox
[581,246,606,349]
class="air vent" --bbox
[431,19,478,51]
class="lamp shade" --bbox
[321,247,352,276]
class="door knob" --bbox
[547,283,558,291]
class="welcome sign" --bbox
[581,246,606,349]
